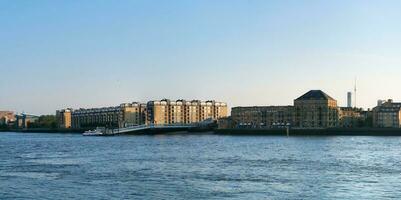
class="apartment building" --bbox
[0,111,15,125]
[122,102,147,127]
[294,90,339,128]
[56,109,72,128]
[187,100,201,123]
[373,99,401,128]
[66,102,146,129]
[231,106,294,128]
[147,99,228,125]
[58,99,226,128]
[338,107,371,128]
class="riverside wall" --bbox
[214,128,401,136]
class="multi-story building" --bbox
[121,102,147,127]
[65,102,146,129]
[147,99,228,125]
[60,99,225,129]
[217,116,234,129]
[373,99,401,128]
[70,106,123,129]
[15,114,39,129]
[360,109,373,127]
[231,106,264,128]
[294,90,339,128]
[146,99,169,125]
[339,107,363,128]
[56,109,72,128]
[0,111,15,125]
[231,106,294,128]
[347,92,352,108]
[169,100,185,124]
[212,101,228,121]
[187,100,201,123]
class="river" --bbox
[1,132,401,199]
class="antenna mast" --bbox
[354,77,357,108]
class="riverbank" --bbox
[3,127,401,136]
[0,128,86,134]
[0,127,213,135]
[214,128,401,136]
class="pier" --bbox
[108,124,195,135]
[102,120,215,136]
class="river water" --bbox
[1,132,401,199]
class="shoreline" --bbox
[214,128,401,136]
[0,128,86,134]
[2,127,401,136]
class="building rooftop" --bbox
[232,106,293,109]
[295,90,335,101]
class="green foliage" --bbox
[0,123,9,130]
[28,115,57,129]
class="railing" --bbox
[103,119,216,135]
[109,123,197,134]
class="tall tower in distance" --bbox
[347,92,352,108]
[354,77,357,108]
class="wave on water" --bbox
[2,172,60,180]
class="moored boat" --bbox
[83,127,105,136]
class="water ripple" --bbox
[1,132,401,199]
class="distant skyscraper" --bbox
[347,92,352,108]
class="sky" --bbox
[1,0,401,115]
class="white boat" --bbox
[83,127,105,136]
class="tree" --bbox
[27,115,57,129]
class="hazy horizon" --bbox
[1,0,401,115]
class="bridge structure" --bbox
[104,120,215,135]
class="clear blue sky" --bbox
[1,0,401,115]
